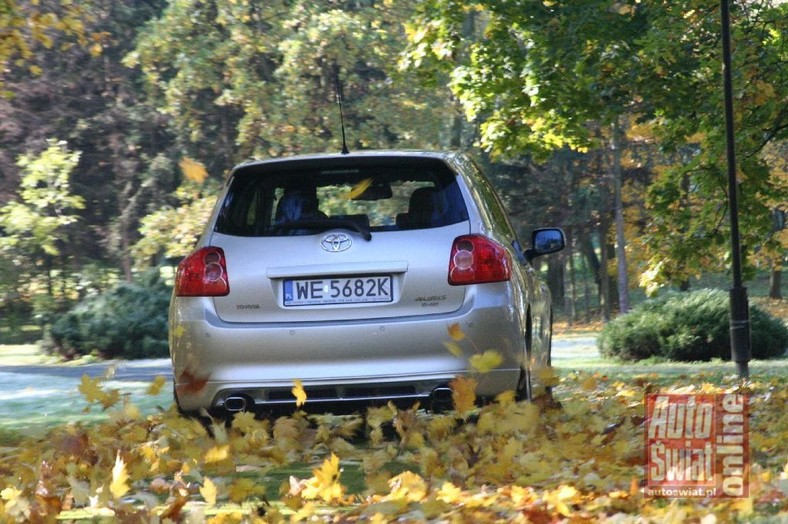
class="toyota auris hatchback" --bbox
[169,150,564,415]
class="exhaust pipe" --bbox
[224,395,249,413]
[430,386,454,412]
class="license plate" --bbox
[283,276,393,306]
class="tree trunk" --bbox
[580,235,601,297]
[581,249,592,323]
[769,264,783,299]
[566,227,577,326]
[599,225,612,322]
[611,120,630,314]
[547,258,565,309]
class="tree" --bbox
[403,0,657,312]
[0,0,91,94]
[403,0,788,300]
[126,0,452,166]
[0,140,85,321]
[1,0,176,282]
[634,0,787,291]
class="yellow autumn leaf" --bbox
[204,445,230,463]
[442,340,464,358]
[436,481,463,504]
[366,402,397,428]
[230,410,259,433]
[171,324,186,339]
[543,485,579,517]
[292,379,307,407]
[580,374,598,391]
[78,374,104,403]
[447,322,466,341]
[537,366,560,387]
[388,471,428,502]
[179,157,208,184]
[1,486,22,501]
[469,349,503,373]
[495,389,516,405]
[450,376,477,415]
[146,375,167,395]
[227,478,264,504]
[0,486,30,519]
[302,453,344,502]
[98,388,121,410]
[345,178,373,199]
[110,453,131,500]
[200,477,218,505]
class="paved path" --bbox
[0,359,172,381]
[551,335,600,361]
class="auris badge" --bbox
[320,233,352,252]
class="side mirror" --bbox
[524,228,565,263]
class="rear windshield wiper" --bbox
[274,219,372,241]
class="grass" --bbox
[0,344,172,438]
[0,324,43,345]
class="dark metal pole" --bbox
[720,0,751,378]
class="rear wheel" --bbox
[516,361,533,402]
[516,315,534,402]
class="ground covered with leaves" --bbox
[0,369,786,523]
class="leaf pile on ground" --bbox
[0,372,785,522]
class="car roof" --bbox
[230,150,466,177]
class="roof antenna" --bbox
[335,73,350,155]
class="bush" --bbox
[50,270,171,359]
[599,288,788,361]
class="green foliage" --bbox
[0,0,91,94]
[50,271,171,359]
[598,288,788,361]
[0,140,85,256]
[0,140,87,324]
[404,0,788,291]
[132,178,221,267]
[126,0,450,163]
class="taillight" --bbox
[448,235,511,285]
[175,247,230,296]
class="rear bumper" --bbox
[169,290,526,412]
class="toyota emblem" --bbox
[320,233,352,252]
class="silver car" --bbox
[169,150,564,415]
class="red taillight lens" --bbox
[175,247,230,296]
[448,235,511,285]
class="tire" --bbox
[516,314,534,402]
[516,362,533,402]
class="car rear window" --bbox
[215,161,469,237]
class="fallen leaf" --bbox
[176,368,209,395]
[302,453,344,503]
[292,379,307,407]
[179,157,208,183]
[469,349,503,373]
[204,445,230,463]
[443,340,464,357]
[447,323,466,341]
[450,376,477,415]
[146,375,167,395]
[345,178,373,199]
[110,453,130,500]
[200,477,217,505]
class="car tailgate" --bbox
[210,223,469,323]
